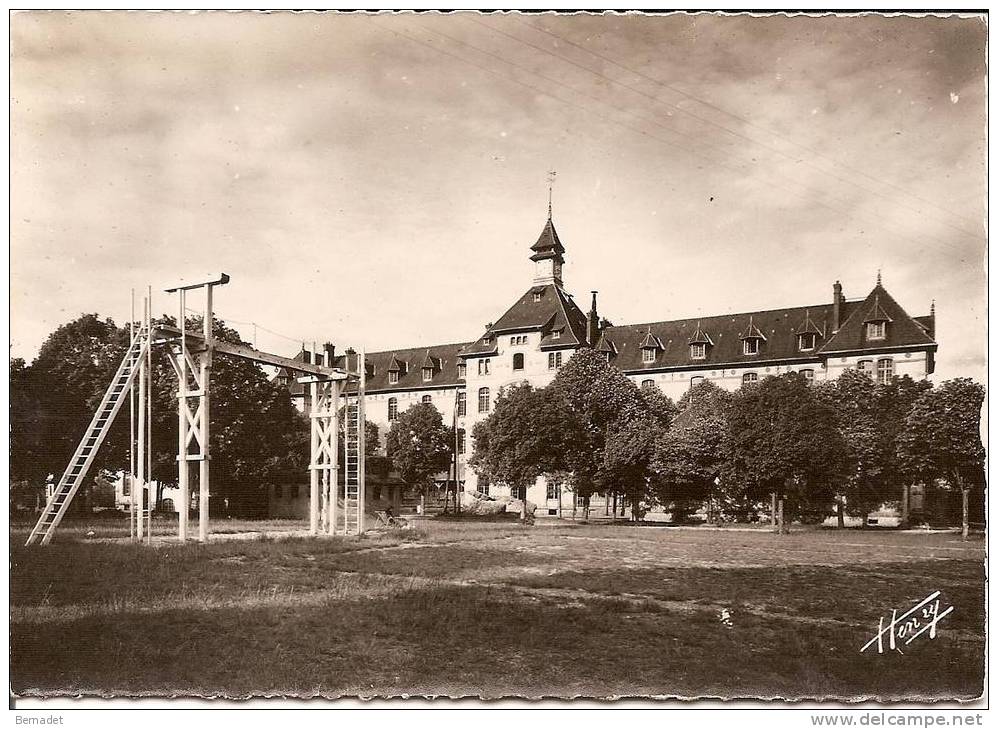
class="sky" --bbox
[10,11,987,383]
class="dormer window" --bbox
[642,347,656,364]
[739,316,766,356]
[798,333,817,352]
[552,330,561,340]
[388,371,399,385]
[863,296,892,341]
[690,343,706,361]
[532,292,542,303]
[422,367,433,382]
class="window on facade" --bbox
[690,376,705,389]
[478,359,490,376]
[867,322,886,340]
[388,397,398,421]
[641,379,655,390]
[421,394,432,404]
[743,338,760,356]
[546,481,559,500]
[742,372,758,385]
[857,359,874,380]
[457,391,466,417]
[547,351,563,370]
[480,476,490,496]
[800,369,814,384]
[457,362,466,379]
[478,387,490,413]
[458,428,466,455]
[642,348,656,364]
[877,358,894,385]
[799,333,816,351]
[512,352,524,371]
[484,358,490,374]
[690,343,706,360]
[388,371,399,385]
[422,367,433,382]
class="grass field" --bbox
[9,519,985,700]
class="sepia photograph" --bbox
[8,9,988,708]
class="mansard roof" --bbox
[604,283,935,371]
[346,342,470,393]
[822,284,934,353]
[462,283,589,355]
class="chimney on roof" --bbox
[345,346,357,374]
[324,342,336,365]
[832,280,844,333]
[587,291,600,346]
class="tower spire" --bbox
[876,269,882,286]
[547,169,556,220]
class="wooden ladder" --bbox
[25,328,151,546]
[343,398,362,535]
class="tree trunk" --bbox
[521,494,527,523]
[837,496,845,528]
[777,498,786,535]
[900,484,910,528]
[583,495,590,522]
[961,488,970,541]
[771,492,778,532]
[419,492,425,516]
[572,490,577,521]
[557,484,562,520]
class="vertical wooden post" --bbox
[778,498,785,535]
[136,298,147,542]
[771,492,777,531]
[146,285,153,543]
[178,289,188,541]
[309,343,319,536]
[129,289,136,542]
[329,380,339,534]
[198,285,212,543]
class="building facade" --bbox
[279,214,938,515]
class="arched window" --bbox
[690,376,705,389]
[641,379,655,390]
[876,358,894,385]
[742,372,758,385]
[421,394,432,404]
[457,391,467,417]
[800,369,814,384]
[388,397,398,421]
[512,352,525,371]
[857,359,874,380]
[478,387,490,413]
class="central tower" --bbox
[530,216,565,287]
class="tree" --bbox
[816,370,932,526]
[602,386,677,521]
[897,378,985,540]
[386,401,453,509]
[548,347,648,517]
[470,383,568,520]
[725,373,846,533]
[653,380,731,523]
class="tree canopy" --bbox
[385,401,453,495]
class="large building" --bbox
[278,213,938,515]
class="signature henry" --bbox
[860,591,954,655]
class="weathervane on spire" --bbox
[547,170,557,220]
